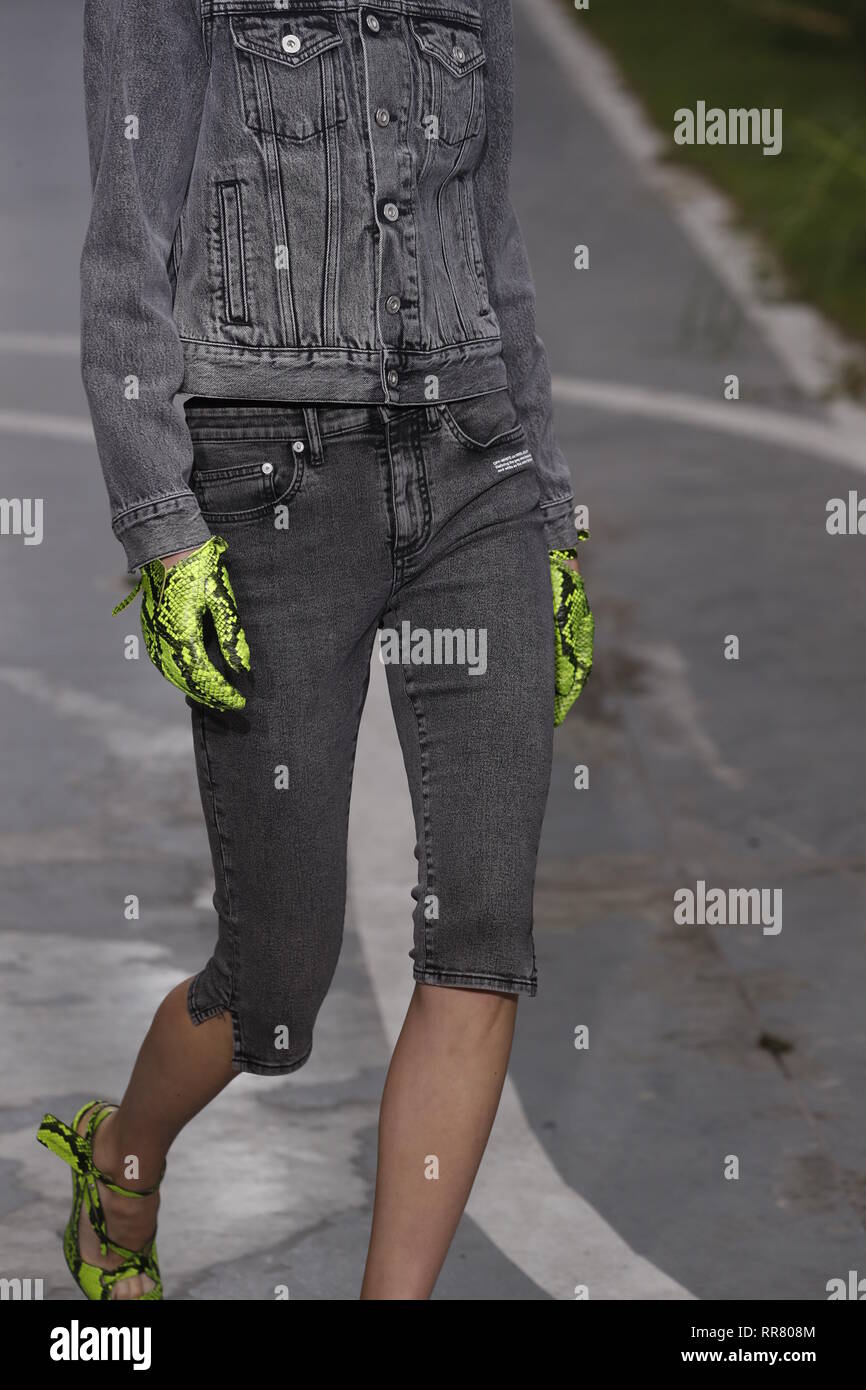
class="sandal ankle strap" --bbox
[36,1102,165,1198]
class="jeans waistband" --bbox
[182,396,424,440]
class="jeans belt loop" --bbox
[302,406,323,467]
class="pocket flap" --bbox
[409,17,485,76]
[229,13,343,66]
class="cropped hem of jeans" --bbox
[186,976,314,1076]
[112,493,213,573]
[229,1045,314,1079]
[177,336,508,405]
[414,966,538,998]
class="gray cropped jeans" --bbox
[183,386,555,1075]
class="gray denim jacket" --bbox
[81,0,576,569]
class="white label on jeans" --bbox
[491,448,533,475]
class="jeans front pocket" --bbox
[190,443,302,525]
[440,388,526,452]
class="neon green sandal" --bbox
[36,1101,164,1301]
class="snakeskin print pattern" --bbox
[113,535,251,712]
[36,1102,163,1300]
[550,548,594,726]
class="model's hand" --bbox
[112,535,251,711]
[549,548,593,726]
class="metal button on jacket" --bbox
[365,14,380,32]
[383,202,399,222]
[386,369,399,387]
[281,33,301,54]
[375,108,390,127]
[452,45,466,63]
[292,440,305,453]
[385,295,401,314]
[260,461,274,475]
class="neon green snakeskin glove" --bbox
[112,535,251,712]
[550,544,594,727]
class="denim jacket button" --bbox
[281,33,301,54]
[385,295,401,314]
[452,45,466,63]
[365,14,380,32]
[261,462,274,475]
[375,108,390,127]
[383,202,399,222]
[387,370,399,387]
[292,440,305,453]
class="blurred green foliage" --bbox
[569,0,866,362]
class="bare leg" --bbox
[77,977,236,1299]
[360,982,517,1300]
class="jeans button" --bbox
[281,33,301,54]
[385,295,401,314]
[387,369,399,387]
[366,14,380,32]
[292,440,305,453]
[383,202,399,222]
[375,107,390,127]
[261,462,274,475]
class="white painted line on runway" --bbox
[519,0,866,441]
[0,409,94,442]
[0,332,80,355]
[348,657,695,1300]
[551,375,866,472]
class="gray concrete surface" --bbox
[0,0,864,1300]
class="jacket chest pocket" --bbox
[410,17,485,147]
[229,13,347,143]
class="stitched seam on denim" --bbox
[314,419,380,441]
[177,334,502,353]
[217,180,249,325]
[457,180,485,316]
[261,62,296,342]
[188,431,304,442]
[395,412,433,559]
[113,493,197,525]
[463,180,490,312]
[187,973,202,1019]
[395,655,436,974]
[323,56,341,343]
[539,494,574,510]
[437,143,469,337]
[232,1043,313,1076]
[415,967,536,991]
[203,2,481,22]
[358,10,385,359]
[195,708,241,1045]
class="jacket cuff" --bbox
[112,493,213,573]
[541,498,579,551]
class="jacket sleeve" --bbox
[474,0,576,550]
[81,0,213,572]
